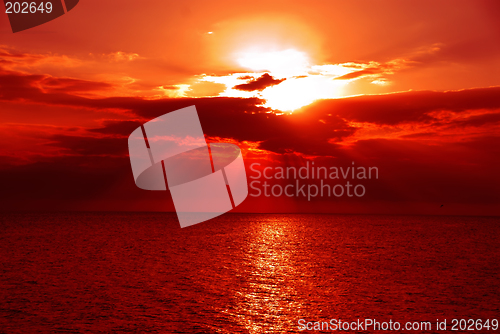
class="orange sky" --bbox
[1,0,500,215]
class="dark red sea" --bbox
[0,213,499,333]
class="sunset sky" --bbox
[1,0,500,215]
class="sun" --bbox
[235,49,347,111]
[261,75,345,111]
[199,48,355,112]
[236,49,310,77]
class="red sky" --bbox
[1,0,500,215]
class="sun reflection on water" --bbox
[224,218,307,333]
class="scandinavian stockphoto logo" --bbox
[128,106,248,228]
[3,0,79,33]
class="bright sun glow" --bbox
[195,48,377,112]
[237,49,310,77]
[261,75,346,111]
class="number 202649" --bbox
[5,2,53,14]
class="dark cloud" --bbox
[3,64,500,159]
[233,73,286,92]
[301,87,500,125]
[2,67,499,129]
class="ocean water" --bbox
[0,213,499,333]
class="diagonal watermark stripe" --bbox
[128,105,248,228]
